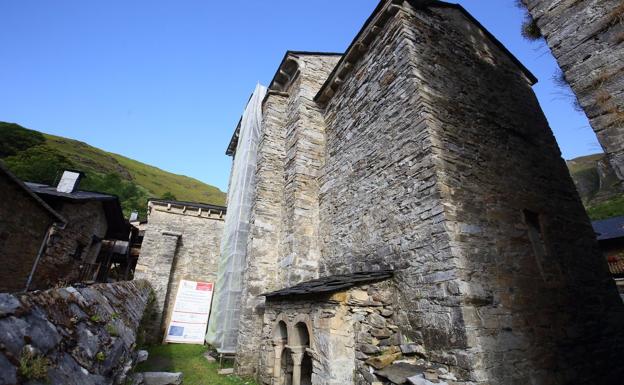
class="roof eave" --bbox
[315,0,537,105]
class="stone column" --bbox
[272,341,284,384]
[290,348,305,385]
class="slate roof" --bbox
[26,182,118,202]
[592,216,624,241]
[262,270,393,298]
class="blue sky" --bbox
[0,0,600,192]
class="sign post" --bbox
[165,280,214,344]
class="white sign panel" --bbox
[165,280,214,344]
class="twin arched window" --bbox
[272,317,312,385]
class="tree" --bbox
[3,146,73,185]
[0,122,46,157]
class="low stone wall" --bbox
[0,280,151,385]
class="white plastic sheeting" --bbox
[206,84,267,352]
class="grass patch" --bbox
[136,344,257,385]
[18,348,50,381]
[587,195,624,220]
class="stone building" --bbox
[224,1,624,384]
[25,171,130,290]
[134,199,226,342]
[0,163,66,293]
[521,0,624,182]
[0,167,129,292]
[593,215,624,299]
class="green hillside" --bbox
[0,122,226,217]
[567,153,624,220]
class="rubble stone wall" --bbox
[0,280,151,385]
[261,282,457,385]
[523,0,624,181]
[0,172,57,293]
[134,202,224,343]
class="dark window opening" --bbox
[523,209,561,284]
[72,243,85,260]
[523,209,547,259]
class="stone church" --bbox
[218,0,624,384]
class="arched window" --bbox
[290,322,312,385]
[273,319,290,385]
[292,322,310,347]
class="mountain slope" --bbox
[0,122,226,216]
[567,153,624,220]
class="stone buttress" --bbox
[235,52,341,376]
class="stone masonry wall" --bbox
[0,172,57,293]
[32,200,108,291]
[0,280,151,385]
[134,202,224,343]
[523,0,624,181]
[235,54,340,376]
[409,5,624,384]
[320,8,471,380]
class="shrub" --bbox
[521,18,542,40]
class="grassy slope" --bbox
[43,133,226,205]
[567,153,624,220]
[136,345,257,385]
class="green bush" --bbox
[81,172,149,217]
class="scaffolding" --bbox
[206,84,267,352]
